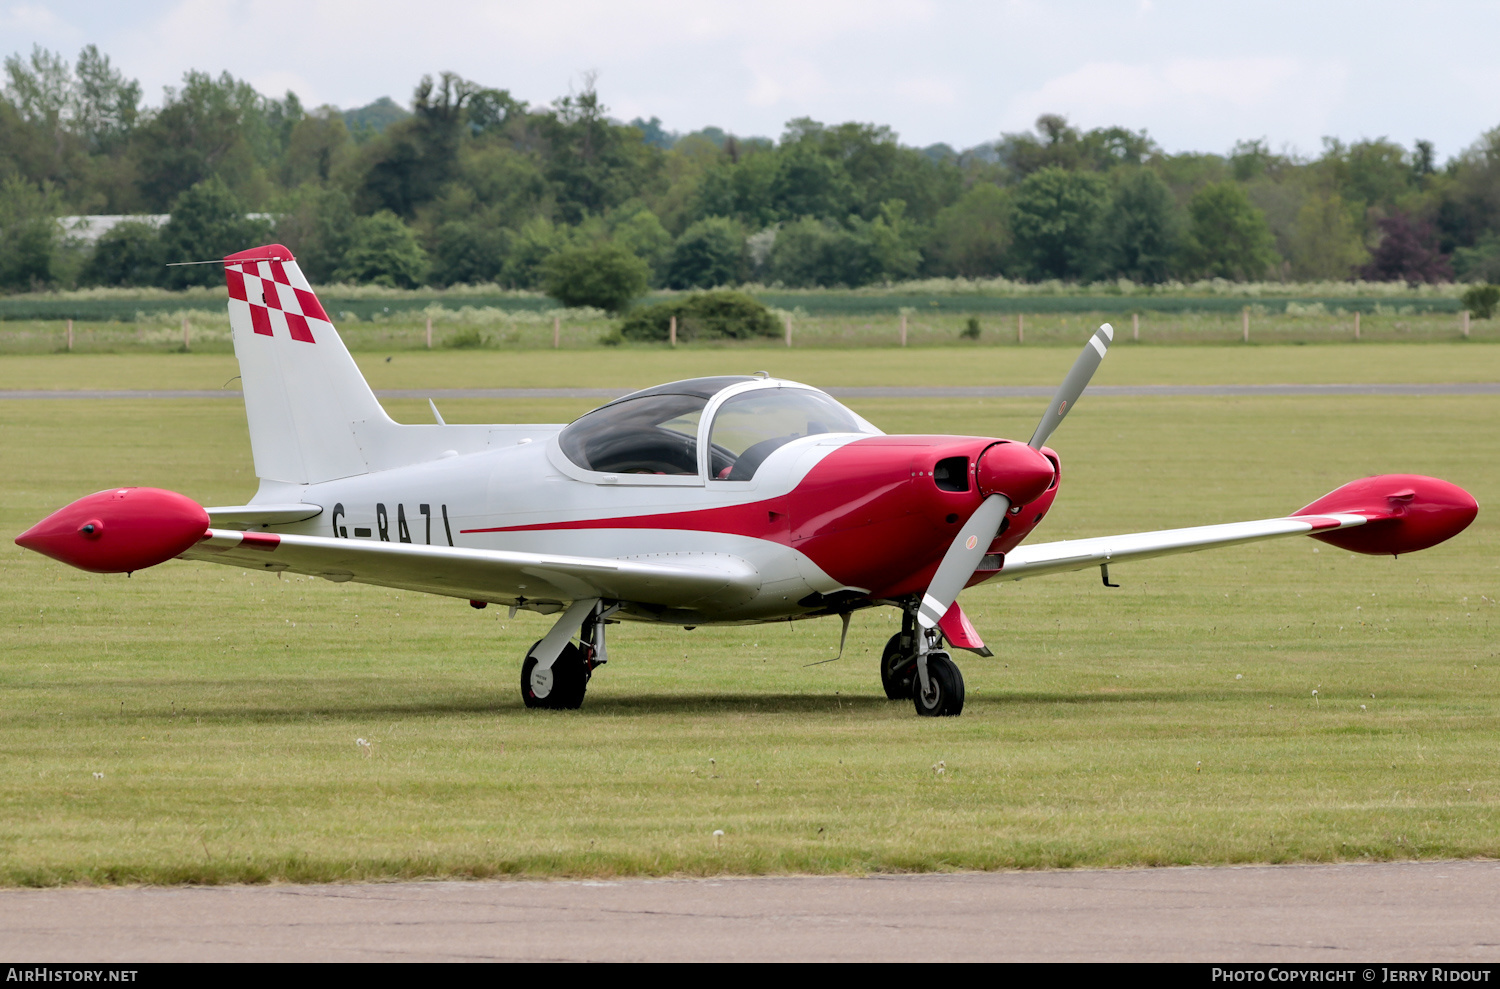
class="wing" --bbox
[991,473,1479,583]
[992,512,1372,582]
[179,528,761,612]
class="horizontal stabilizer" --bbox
[205,503,323,529]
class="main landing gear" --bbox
[881,603,966,717]
[521,598,617,710]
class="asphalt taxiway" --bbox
[2,860,1497,962]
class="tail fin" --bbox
[225,245,392,484]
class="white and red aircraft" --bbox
[16,245,1480,716]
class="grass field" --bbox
[3,341,1500,392]
[0,345,1496,885]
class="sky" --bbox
[4,0,1499,161]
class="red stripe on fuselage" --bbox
[463,435,1046,599]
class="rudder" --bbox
[224,244,390,484]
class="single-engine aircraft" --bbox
[16,245,1480,716]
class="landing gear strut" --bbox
[881,599,965,716]
[520,598,617,710]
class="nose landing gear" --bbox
[880,602,966,716]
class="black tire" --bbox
[521,640,590,710]
[880,632,917,700]
[912,651,965,717]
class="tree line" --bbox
[3,44,1500,296]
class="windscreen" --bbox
[558,393,707,475]
[709,388,862,481]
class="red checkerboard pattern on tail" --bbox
[222,244,393,485]
[224,247,330,344]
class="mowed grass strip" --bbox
[0,340,1498,393]
[0,360,1495,884]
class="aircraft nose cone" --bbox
[15,487,209,573]
[976,442,1056,505]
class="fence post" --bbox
[1017,314,1024,344]
[1132,312,1139,342]
[784,314,792,348]
[1463,309,1471,339]
[66,318,73,352]
[1354,310,1361,340]
[1242,306,1249,343]
[900,312,907,347]
[669,314,677,347]
[553,313,560,349]
[182,317,190,352]
[426,315,433,349]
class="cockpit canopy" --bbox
[558,376,872,481]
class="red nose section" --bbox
[15,487,210,573]
[1294,474,1477,556]
[976,442,1056,505]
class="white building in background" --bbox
[57,215,274,245]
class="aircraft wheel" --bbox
[880,633,917,700]
[521,641,590,710]
[912,651,964,717]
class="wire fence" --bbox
[0,306,1488,355]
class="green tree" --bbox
[0,175,63,290]
[427,219,508,286]
[272,184,357,283]
[333,211,427,287]
[922,183,1010,278]
[130,71,277,210]
[282,107,353,188]
[501,216,571,289]
[358,73,475,217]
[81,219,163,286]
[1453,233,1500,283]
[1100,168,1179,283]
[610,205,673,281]
[158,176,272,288]
[1008,166,1109,280]
[666,217,744,288]
[534,78,661,224]
[997,115,1157,178]
[1180,182,1279,280]
[769,141,855,221]
[1288,191,1367,280]
[540,242,649,312]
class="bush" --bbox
[540,243,649,314]
[618,290,779,342]
[1462,284,1500,319]
[961,316,981,340]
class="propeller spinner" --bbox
[917,323,1114,629]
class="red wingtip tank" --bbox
[1293,474,1478,557]
[15,487,210,574]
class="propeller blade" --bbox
[917,493,1010,629]
[1028,322,1114,451]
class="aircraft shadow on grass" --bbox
[70,687,1258,723]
